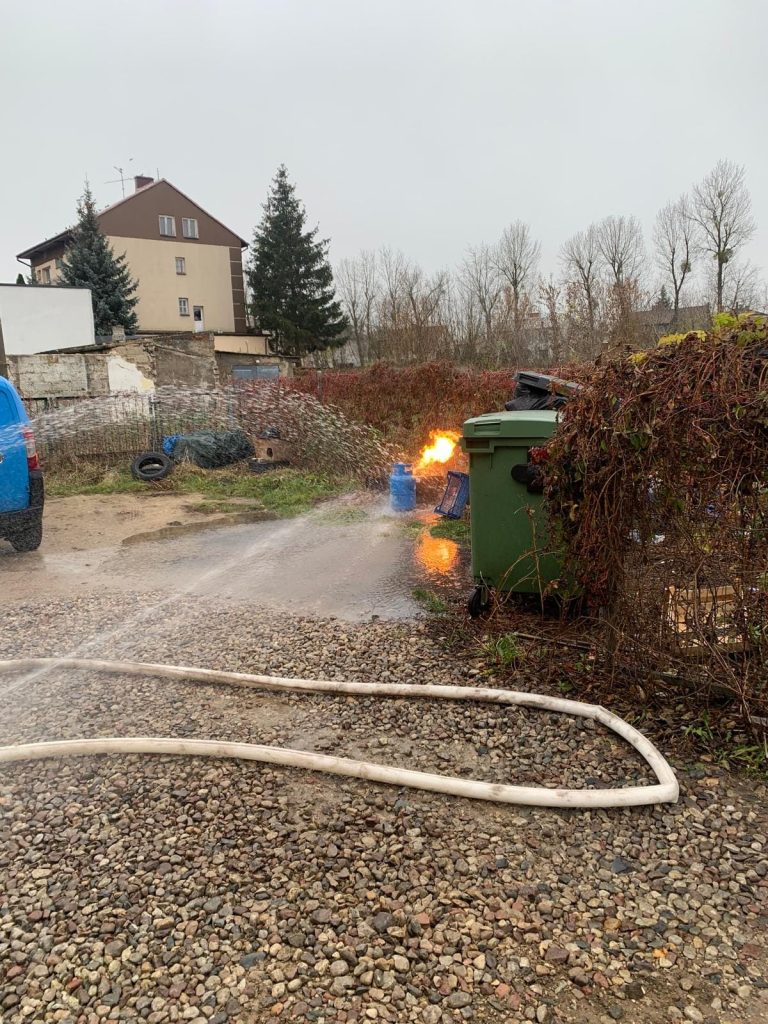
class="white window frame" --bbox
[41,267,51,284]
[182,217,199,239]
[178,297,190,316]
[159,215,176,237]
[175,256,186,275]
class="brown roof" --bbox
[17,178,248,260]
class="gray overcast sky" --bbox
[3,0,767,288]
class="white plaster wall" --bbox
[107,354,155,393]
[0,285,95,354]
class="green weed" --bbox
[429,518,470,542]
[412,588,449,614]
[482,632,523,666]
[682,715,716,744]
[683,713,768,778]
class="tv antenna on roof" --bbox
[105,159,134,198]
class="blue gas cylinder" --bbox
[390,462,416,512]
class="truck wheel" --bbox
[9,516,43,552]
[131,452,173,482]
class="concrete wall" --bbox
[10,352,89,398]
[109,236,235,333]
[9,333,294,400]
[0,284,95,354]
[152,337,219,388]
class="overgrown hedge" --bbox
[289,362,588,449]
[545,314,768,727]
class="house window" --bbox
[182,217,199,239]
[175,257,186,275]
[41,267,51,284]
[178,297,189,316]
[55,258,63,270]
[159,215,176,236]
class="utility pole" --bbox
[0,317,9,379]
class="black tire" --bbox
[467,585,490,618]
[9,515,43,553]
[131,452,173,482]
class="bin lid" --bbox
[463,409,558,439]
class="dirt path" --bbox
[38,492,251,553]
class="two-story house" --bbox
[17,177,248,334]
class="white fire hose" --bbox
[0,658,678,808]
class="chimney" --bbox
[134,175,154,192]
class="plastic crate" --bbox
[434,471,470,519]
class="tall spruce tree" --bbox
[248,166,347,357]
[59,184,139,335]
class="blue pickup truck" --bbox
[0,377,44,552]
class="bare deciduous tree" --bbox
[596,215,644,285]
[495,221,541,342]
[337,252,380,365]
[379,247,409,333]
[561,225,602,348]
[538,276,563,365]
[459,245,502,355]
[714,259,764,313]
[325,163,762,371]
[691,159,756,311]
[653,196,695,322]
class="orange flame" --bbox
[416,430,460,471]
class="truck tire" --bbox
[9,515,43,552]
[131,452,173,482]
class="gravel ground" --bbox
[0,594,767,1024]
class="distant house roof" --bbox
[16,229,72,262]
[17,178,248,261]
[635,304,710,330]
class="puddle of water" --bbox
[2,494,471,624]
[415,531,460,575]
[122,510,278,545]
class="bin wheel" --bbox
[467,585,490,618]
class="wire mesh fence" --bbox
[27,383,396,482]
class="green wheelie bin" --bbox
[461,410,560,614]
